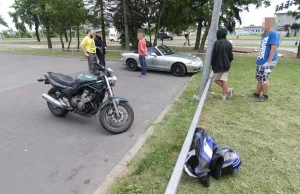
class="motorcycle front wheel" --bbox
[99,102,134,134]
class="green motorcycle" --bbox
[38,67,134,134]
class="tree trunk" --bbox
[64,31,69,42]
[297,41,300,59]
[67,28,72,49]
[153,0,165,46]
[59,32,65,50]
[199,20,211,53]
[148,20,152,45]
[45,19,52,49]
[145,0,151,45]
[35,23,40,42]
[193,20,203,50]
[77,25,80,49]
[123,0,130,50]
[100,0,106,46]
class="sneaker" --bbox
[256,95,269,102]
[222,96,226,100]
[253,93,260,98]
[227,88,234,99]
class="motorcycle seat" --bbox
[49,72,74,87]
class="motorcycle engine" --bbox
[71,90,94,110]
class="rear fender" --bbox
[100,97,128,110]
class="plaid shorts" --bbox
[256,61,277,83]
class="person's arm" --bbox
[267,45,277,63]
[80,44,89,57]
[211,42,217,68]
[267,32,278,64]
[80,38,89,57]
[229,43,233,62]
[139,41,147,56]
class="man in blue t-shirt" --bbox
[253,18,280,102]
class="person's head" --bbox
[137,28,145,40]
[137,32,144,40]
[216,28,228,40]
[95,29,102,37]
[86,29,94,38]
[262,17,275,34]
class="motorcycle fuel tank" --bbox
[76,73,102,86]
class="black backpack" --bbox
[184,33,188,38]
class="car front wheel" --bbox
[171,63,186,77]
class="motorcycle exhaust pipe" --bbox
[42,93,64,109]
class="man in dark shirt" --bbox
[94,29,106,67]
[211,28,234,100]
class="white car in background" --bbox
[109,33,120,42]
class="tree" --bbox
[45,0,89,50]
[9,0,41,42]
[291,23,300,36]
[86,0,111,46]
[109,0,147,49]
[123,0,130,50]
[0,15,8,27]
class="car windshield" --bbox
[157,45,175,55]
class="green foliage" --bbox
[9,0,40,33]
[110,0,147,49]
[0,15,8,27]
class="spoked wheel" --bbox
[99,102,134,134]
[126,59,138,71]
[47,88,69,117]
[171,63,186,77]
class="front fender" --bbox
[100,97,129,110]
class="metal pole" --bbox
[165,72,213,194]
[198,0,223,98]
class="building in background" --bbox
[275,1,300,28]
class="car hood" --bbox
[168,53,201,61]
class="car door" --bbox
[145,47,155,68]
[150,48,165,70]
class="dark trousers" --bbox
[87,53,97,74]
[96,48,106,67]
[139,55,147,75]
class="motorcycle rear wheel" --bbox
[47,87,69,117]
[99,102,134,134]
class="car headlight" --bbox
[192,61,199,65]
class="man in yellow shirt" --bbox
[80,29,97,74]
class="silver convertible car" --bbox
[121,45,203,77]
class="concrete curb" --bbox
[93,75,195,194]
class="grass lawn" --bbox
[108,55,300,194]
[0,48,122,60]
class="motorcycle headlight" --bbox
[108,76,117,86]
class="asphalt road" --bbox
[0,53,191,194]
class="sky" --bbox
[0,0,296,31]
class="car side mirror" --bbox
[151,53,157,57]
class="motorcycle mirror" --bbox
[107,68,114,74]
